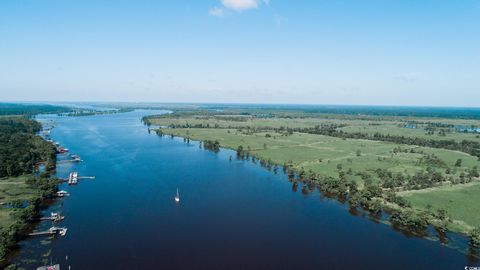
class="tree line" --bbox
[0,103,70,116]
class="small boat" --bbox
[56,190,70,197]
[174,188,180,203]
[49,226,68,236]
[59,228,68,236]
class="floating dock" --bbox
[29,226,67,237]
[39,212,65,222]
[67,172,78,185]
[66,172,95,185]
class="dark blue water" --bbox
[11,110,478,269]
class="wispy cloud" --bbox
[395,73,420,82]
[209,6,225,17]
[209,0,269,17]
[274,14,288,25]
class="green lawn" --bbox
[400,182,480,232]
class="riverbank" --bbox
[146,107,480,256]
[156,126,480,255]
[0,116,60,266]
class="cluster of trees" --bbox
[417,153,447,168]
[236,145,245,157]
[270,162,464,236]
[390,209,429,234]
[202,140,220,152]
[377,166,478,190]
[470,227,480,250]
[0,117,57,178]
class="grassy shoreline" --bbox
[146,109,480,255]
[159,128,476,230]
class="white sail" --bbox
[175,188,180,202]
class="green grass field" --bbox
[0,176,38,228]
[399,182,480,232]
[149,114,480,143]
[149,115,351,129]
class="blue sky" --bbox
[0,0,479,106]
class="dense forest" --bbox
[0,117,57,178]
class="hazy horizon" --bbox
[1,0,479,106]
[3,100,480,110]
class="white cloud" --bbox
[219,0,269,11]
[209,6,225,17]
[209,0,269,18]
[221,0,259,11]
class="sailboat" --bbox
[174,188,180,203]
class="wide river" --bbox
[11,110,477,269]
